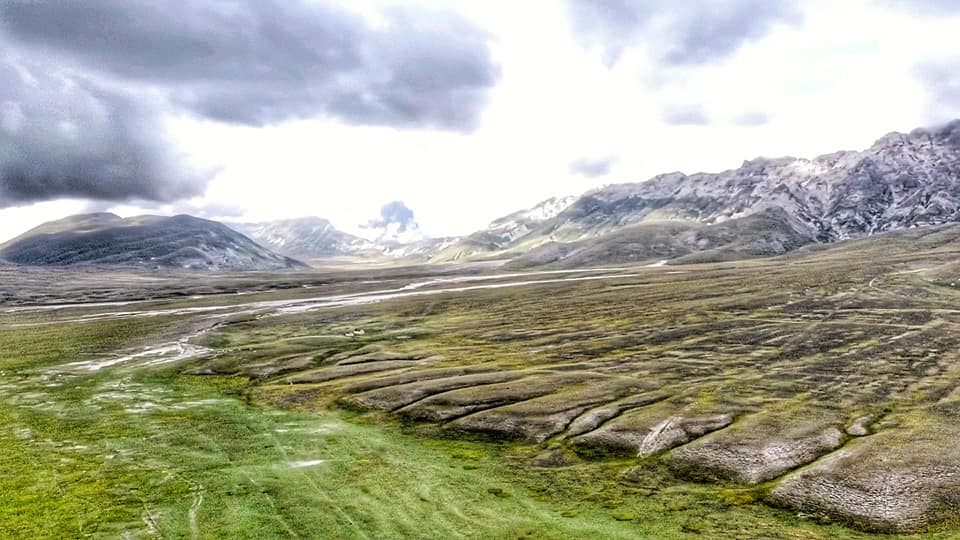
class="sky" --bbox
[1,0,960,243]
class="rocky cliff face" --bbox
[445,120,960,267]
[546,120,960,243]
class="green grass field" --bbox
[0,318,871,540]
[5,233,960,538]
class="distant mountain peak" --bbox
[488,195,576,230]
[0,213,304,270]
[230,215,453,261]
[229,217,369,260]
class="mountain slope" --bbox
[434,196,576,261]
[453,120,960,267]
[506,209,813,269]
[0,213,306,270]
[229,217,372,260]
[541,120,960,244]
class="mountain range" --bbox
[228,217,373,260]
[228,217,459,262]
[446,119,960,267]
[3,120,960,270]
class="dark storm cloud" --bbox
[0,0,500,131]
[0,1,498,207]
[662,104,711,126]
[915,60,960,120]
[567,0,801,66]
[367,201,416,232]
[569,156,618,178]
[733,111,770,126]
[0,58,209,208]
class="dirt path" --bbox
[189,487,204,540]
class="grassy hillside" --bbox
[506,210,813,269]
[0,214,304,270]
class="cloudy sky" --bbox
[1,0,959,242]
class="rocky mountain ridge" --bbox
[443,120,960,265]
[554,121,960,241]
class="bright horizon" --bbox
[2,0,960,244]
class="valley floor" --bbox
[5,232,960,538]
